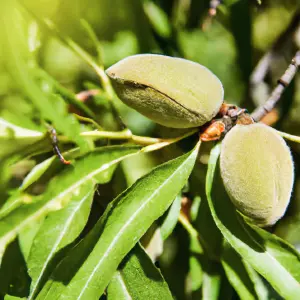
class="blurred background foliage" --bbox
[0,0,300,299]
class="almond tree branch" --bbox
[251,50,300,122]
[250,11,300,109]
[208,0,222,17]
[250,10,300,86]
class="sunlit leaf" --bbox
[19,218,45,261]
[0,193,35,219]
[1,1,87,150]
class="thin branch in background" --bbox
[208,0,222,18]
[250,11,300,108]
[80,19,104,66]
[251,51,300,122]
[202,0,222,30]
[73,114,104,131]
[250,11,300,86]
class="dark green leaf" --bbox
[0,240,30,298]
[221,242,259,300]
[107,243,173,300]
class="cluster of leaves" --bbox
[0,0,300,299]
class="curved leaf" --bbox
[243,261,269,300]
[107,244,173,300]
[0,193,35,219]
[38,142,200,300]
[20,148,82,192]
[0,118,43,159]
[20,157,55,191]
[206,144,300,300]
[0,146,140,263]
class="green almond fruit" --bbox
[220,123,294,226]
[106,54,224,128]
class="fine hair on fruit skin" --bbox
[220,123,294,226]
[106,54,224,128]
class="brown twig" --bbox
[208,0,222,18]
[47,125,71,165]
[251,51,300,122]
[76,89,100,102]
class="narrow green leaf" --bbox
[0,118,44,159]
[202,263,222,300]
[206,144,300,300]
[187,255,203,293]
[160,194,181,240]
[190,196,201,222]
[20,157,56,191]
[107,244,173,300]
[0,146,140,262]
[221,242,257,300]
[143,1,172,39]
[107,272,132,300]
[28,182,95,299]
[19,218,45,261]
[39,142,200,300]
[34,69,96,119]
[0,193,35,219]
[243,261,269,300]
[20,148,81,191]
